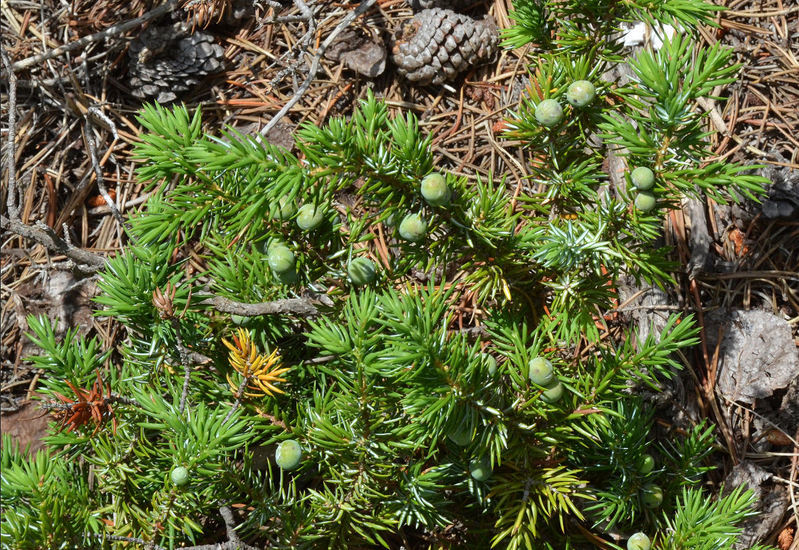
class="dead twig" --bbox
[219,506,242,544]
[84,120,125,230]
[1,50,20,220]
[0,215,106,272]
[204,295,322,317]
[11,0,180,72]
[259,0,377,137]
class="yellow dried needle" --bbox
[222,329,289,397]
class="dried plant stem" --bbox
[42,394,141,411]
[171,318,193,415]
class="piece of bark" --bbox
[723,461,789,550]
[705,309,799,405]
[684,197,712,277]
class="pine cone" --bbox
[128,24,225,103]
[408,0,473,11]
[390,8,498,86]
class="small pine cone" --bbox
[390,8,498,86]
[128,25,225,103]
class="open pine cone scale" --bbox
[390,7,499,86]
[128,23,225,103]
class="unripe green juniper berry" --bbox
[638,454,655,475]
[267,244,295,274]
[421,172,451,206]
[296,204,326,231]
[469,456,493,481]
[566,80,596,107]
[541,381,564,403]
[535,99,564,127]
[641,483,663,508]
[275,267,298,285]
[634,192,657,212]
[170,466,190,487]
[348,257,376,286]
[272,196,296,221]
[231,314,248,326]
[399,213,427,242]
[627,532,651,550]
[447,425,471,446]
[630,167,655,190]
[275,440,303,471]
[528,357,555,386]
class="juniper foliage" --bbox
[1,0,774,547]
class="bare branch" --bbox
[1,215,107,272]
[219,505,247,545]
[204,296,322,317]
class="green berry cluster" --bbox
[535,79,596,128]
[260,169,455,295]
[262,192,387,289]
[528,357,565,403]
[394,170,454,243]
[629,167,658,212]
